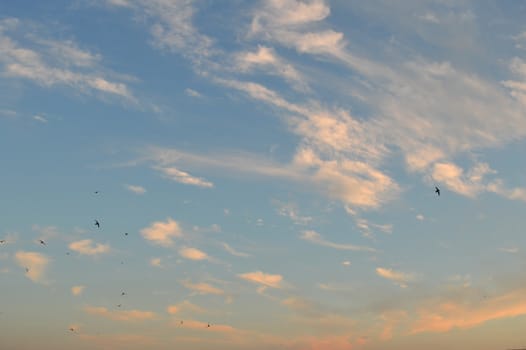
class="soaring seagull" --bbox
[94,220,100,228]
[435,186,440,196]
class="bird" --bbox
[69,327,75,332]
[39,239,46,246]
[25,267,29,273]
[124,232,128,236]
[94,220,100,228]
[207,323,211,328]
[0,240,5,244]
[435,186,440,196]
[94,191,99,194]
[117,304,122,308]
[121,292,126,296]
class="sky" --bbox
[1,1,526,349]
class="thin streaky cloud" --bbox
[180,280,224,295]
[221,242,250,258]
[300,230,376,252]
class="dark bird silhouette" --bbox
[69,327,75,332]
[124,232,128,236]
[121,292,126,296]
[25,267,29,273]
[0,240,5,244]
[39,239,46,246]
[207,323,211,328]
[94,191,99,194]
[94,220,100,229]
[117,304,122,308]
[435,186,440,196]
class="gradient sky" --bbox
[1,1,526,349]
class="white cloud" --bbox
[342,260,351,266]
[155,166,213,188]
[141,217,182,247]
[376,267,415,288]
[125,184,146,194]
[300,230,376,252]
[33,115,48,123]
[0,18,135,101]
[275,201,312,225]
[15,251,50,284]
[221,242,250,258]
[185,88,202,97]
[179,247,208,261]
[416,214,425,221]
[72,285,85,296]
[69,240,110,256]
[238,271,283,289]
[181,280,224,295]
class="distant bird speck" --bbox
[207,323,211,328]
[117,304,122,308]
[435,186,440,196]
[94,191,99,194]
[121,292,126,296]
[69,327,75,332]
[39,239,46,246]
[25,267,29,273]
[94,220,100,229]
[124,232,128,236]
[0,240,5,244]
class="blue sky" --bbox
[1,1,526,349]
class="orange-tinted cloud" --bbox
[84,306,156,322]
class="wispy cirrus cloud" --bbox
[181,280,224,295]
[69,239,110,256]
[154,166,213,188]
[411,287,526,334]
[376,267,415,288]
[84,306,156,322]
[0,18,135,101]
[221,242,250,258]
[300,230,376,252]
[15,251,50,284]
[141,217,182,247]
[238,271,284,289]
[125,184,146,194]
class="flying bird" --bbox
[435,186,440,196]
[207,323,211,328]
[25,267,29,273]
[0,240,5,244]
[69,327,75,332]
[94,220,100,228]
[39,239,46,245]
[121,292,126,296]
[124,232,128,236]
[117,304,122,308]
[94,191,99,194]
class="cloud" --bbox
[499,247,519,254]
[0,18,135,101]
[69,239,110,256]
[185,88,202,97]
[84,306,156,322]
[181,280,224,295]
[14,251,50,283]
[416,214,425,221]
[235,45,308,91]
[300,230,376,252]
[179,247,209,261]
[150,257,163,268]
[32,224,60,240]
[221,242,250,258]
[238,271,283,289]
[275,201,312,225]
[33,115,48,123]
[411,287,526,334]
[71,285,85,296]
[376,267,415,287]
[342,260,351,266]
[170,319,236,332]
[125,184,146,194]
[141,217,182,247]
[154,166,213,188]
[166,300,205,315]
